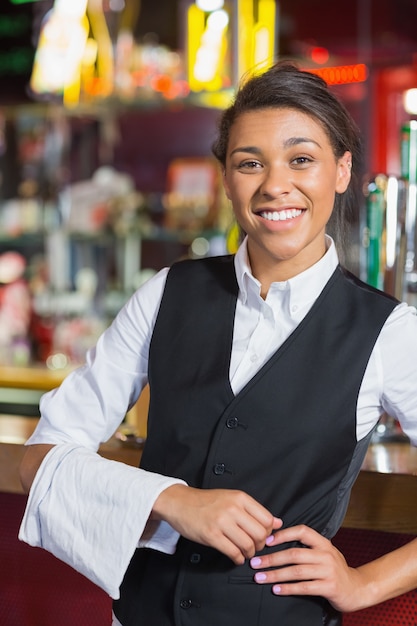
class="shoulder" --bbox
[381,300,417,335]
[165,255,237,295]
[337,266,399,319]
[338,266,399,304]
[168,254,235,277]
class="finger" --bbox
[241,497,282,533]
[222,495,283,550]
[265,524,328,549]
[215,511,283,561]
[209,533,248,565]
[235,510,283,545]
[253,558,329,584]
[216,503,273,546]
[251,545,319,571]
[223,517,272,558]
[271,579,329,597]
[235,517,284,553]
[265,517,284,546]
[201,512,268,562]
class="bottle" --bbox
[365,175,386,290]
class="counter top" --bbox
[0,365,72,391]
[1,414,416,534]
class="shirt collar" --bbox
[234,235,339,309]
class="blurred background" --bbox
[0,7,416,626]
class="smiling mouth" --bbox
[259,209,304,222]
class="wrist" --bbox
[151,483,189,522]
[349,566,384,612]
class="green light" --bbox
[0,14,30,36]
[9,0,44,5]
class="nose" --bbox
[259,164,290,198]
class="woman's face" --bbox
[223,107,352,286]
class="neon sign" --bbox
[306,64,368,85]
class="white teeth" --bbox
[260,209,303,221]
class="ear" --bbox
[335,151,352,193]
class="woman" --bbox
[20,62,417,625]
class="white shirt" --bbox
[20,236,417,603]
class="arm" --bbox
[20,428,283,565]
[20,442,282,567]
[250,524,417,612]
[20,444,55,493]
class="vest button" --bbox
[226,417,239,429]
[180,598,192,610]
[190,552,201,564]
[213,463,225,475]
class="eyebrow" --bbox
[229,146,261,157]
[229,137,322,157]
[284,137,322,148]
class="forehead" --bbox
[228,107,329,147]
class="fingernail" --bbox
[265,535,274,545]
[254,572,267,582]
[250,557,262,567]
[272,585,282,594]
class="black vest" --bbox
[114,256,397,626]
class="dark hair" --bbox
[212,61,363,252]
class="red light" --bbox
[310,46,329,65]
[306,64,368,85]
[150,75,173,93]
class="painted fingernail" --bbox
[272,585,282,594]
[265,535,274,545]
[254,572,267,582]
[250,557,262,567]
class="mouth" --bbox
[257,208,304,222]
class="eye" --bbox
[237,160,262,170]
[291,155,313,167]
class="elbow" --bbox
[19,444,55,493]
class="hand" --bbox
[250,524,365,612]
[152,484,283,565]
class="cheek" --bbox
[309,175,337,207]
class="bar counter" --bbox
[343,442,417,533]
[0,413,415,533]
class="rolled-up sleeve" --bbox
[19,443,186,599]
